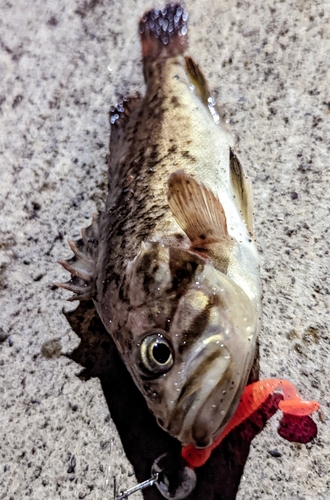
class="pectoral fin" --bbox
[229,149,254,236]
[167,170,231,249]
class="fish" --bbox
[57,3,262,450]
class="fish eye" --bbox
[140,331,174,375]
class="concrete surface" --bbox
[0,0,329,499]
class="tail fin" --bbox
[139,3,188,60]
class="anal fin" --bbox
[185,56,226,127]
[185,56,212,109]
[229,149,254,236]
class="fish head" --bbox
[124,241,257,448]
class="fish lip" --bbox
[166,339,234,447]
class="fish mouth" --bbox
[166,339,238,448]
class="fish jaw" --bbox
[166,342,235,448]
[164,270,257,448]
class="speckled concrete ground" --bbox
[0,1,329,499]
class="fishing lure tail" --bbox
[182,379,320,468]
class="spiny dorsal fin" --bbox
[229,148,254,236]
[167,170,231,249]
[56,213,99,301]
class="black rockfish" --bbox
[58,3,261,449]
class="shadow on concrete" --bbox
[64,301,280,500]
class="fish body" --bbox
[58,4,261,449]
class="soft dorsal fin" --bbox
[109,94,141,132]
[109,94,141,187]
[167,170,231,248]
[229,148,254,236]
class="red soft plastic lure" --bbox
[181,379,320,468]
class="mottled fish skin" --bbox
[58,3,261,449]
